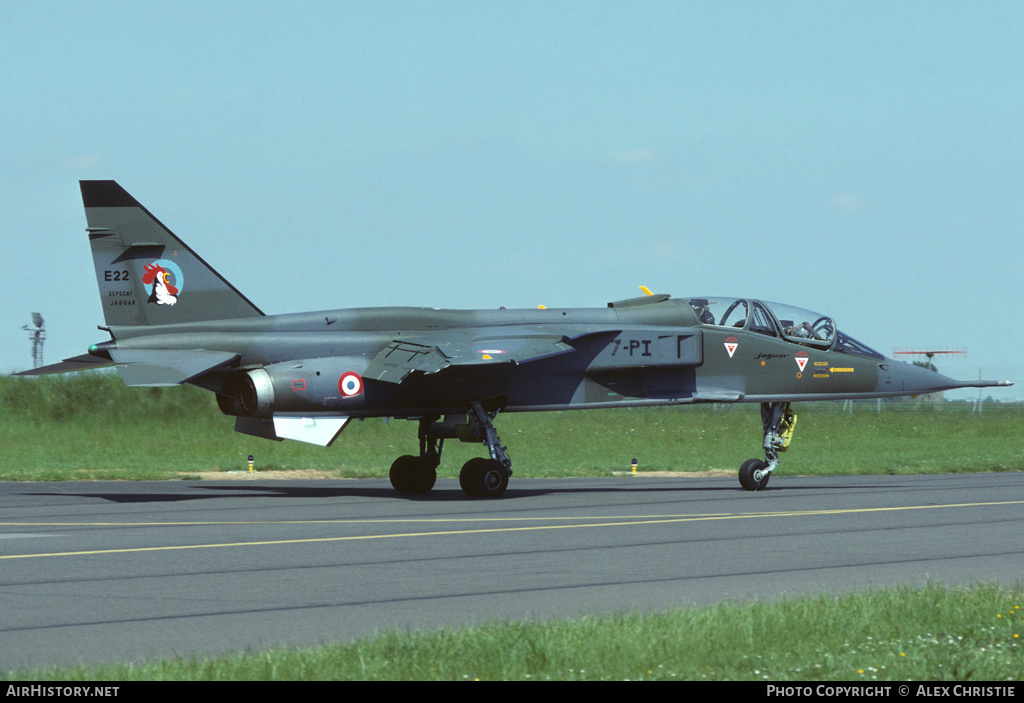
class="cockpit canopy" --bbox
[685,297,883,359]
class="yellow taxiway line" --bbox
[1,500,1022,561]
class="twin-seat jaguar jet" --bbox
[20,181,1013,497]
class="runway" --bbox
[1,473,1022,671]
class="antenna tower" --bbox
[22,313,45,369]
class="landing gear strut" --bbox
[739,402,796,491]
[459,403,511,499]
[388,403,512,499]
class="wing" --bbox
[364,331,612,384]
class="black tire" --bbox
[459,458,508,498]
[390,455,436,494]
[459,458,488,496]
[739,458,770,491]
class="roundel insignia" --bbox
[339,372,363,397]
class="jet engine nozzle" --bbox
[217,369,275,418]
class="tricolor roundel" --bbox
[339,372,363,397]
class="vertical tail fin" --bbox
[83,180,264,327]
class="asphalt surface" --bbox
[1,472,1022,671]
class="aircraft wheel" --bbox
[459,458,508,498]
[390,455,437,494]
[739,458,770,491]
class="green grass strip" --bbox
[2,373,1022,480]
[5,582,1022,681]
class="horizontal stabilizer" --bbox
[272,415,350,446]
[109,349,239,386]
[14,354,114,376]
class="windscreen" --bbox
[833,330,884,359]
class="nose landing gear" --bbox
[739,402,796,491]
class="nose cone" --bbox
[877,358,1014,397]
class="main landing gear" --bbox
[389,402,512,499]
[739,402,797,492]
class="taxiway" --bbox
[1,473,1022,671]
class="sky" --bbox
[1,1,1021,400]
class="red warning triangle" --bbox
[795,352,809,372]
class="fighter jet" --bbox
[19,181,1013,497]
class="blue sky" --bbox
[2,1,1020,399]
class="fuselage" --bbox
[95,295,976,420]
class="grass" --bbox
[1,372,1021,481]
[4,582,1022,681]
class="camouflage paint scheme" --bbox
[20,182,1012,497]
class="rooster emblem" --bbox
[142,262,180,306]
